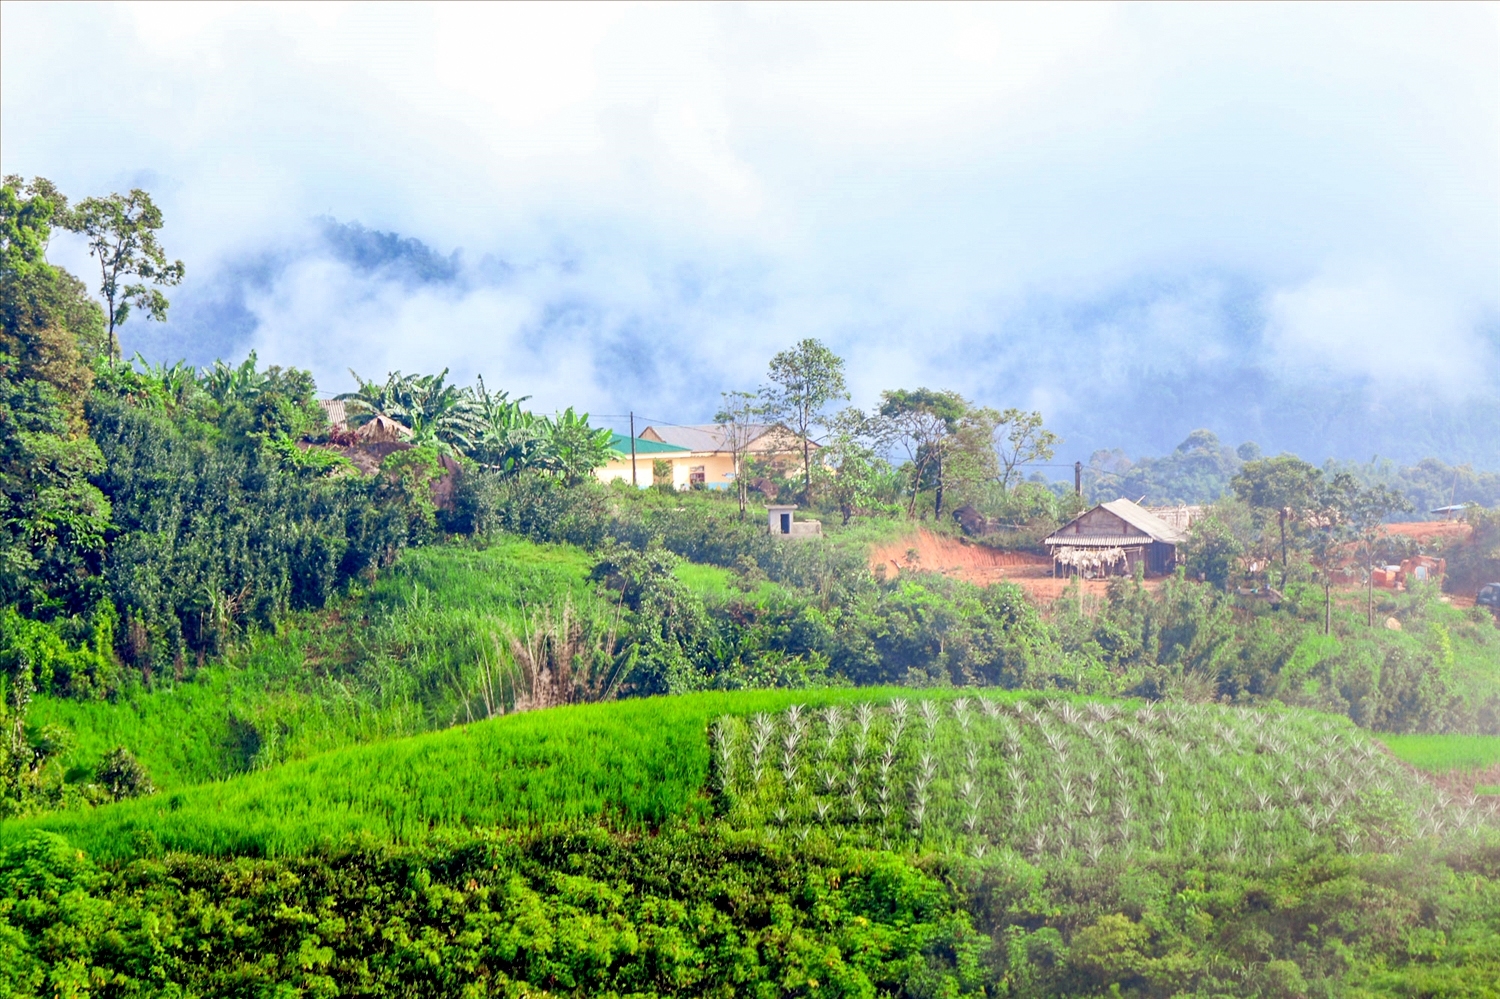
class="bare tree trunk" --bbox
[933,456,945,519]
[906,456,929,520]
[802,430,812,502]
[736,452,746,520]
[1278,507,1288,588]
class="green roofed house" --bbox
[596,432,691,488]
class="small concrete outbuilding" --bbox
[767,504,822,539]
[1044,498,1186,578]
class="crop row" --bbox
[710,697,1499,863]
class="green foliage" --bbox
[93,747,153,801]
[992,407,1061,492]
[3,689,898,860]
[1180,513,1243,588]
[1088,430,1248,505]
[0,362,111,611]
[878,387,970,519]
[23,539,616,791]
[0,826,990,998]
[341,366,480,451]
[0,606,118,702]
[4,694,1498,996]
[380,441,444,542]
[89,396,408,673]
[1,179,112,616]
[1327,455,1500,513]
[340,368,615,478]
[260,431,356,476]
[762,338,849,499]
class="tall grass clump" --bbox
[25,538,616,787]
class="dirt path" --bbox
[868,529,1159,603]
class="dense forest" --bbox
[3,176,1499,996]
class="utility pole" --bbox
[1074,461,1082,497]
[629,411,638,488]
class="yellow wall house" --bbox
[638,423,813,491]
[595,433,691,488]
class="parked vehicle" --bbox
[1478,583,1500,611]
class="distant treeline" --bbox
[1085,429,1500,511]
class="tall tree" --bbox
[1231,455,1324,588]
[818,406,886,525]
[877,388,967,519]
[1308,472,1360,635]
[993,408,1060,490]
[714,390,765,519]
[944,405,1002,509]
[761,339,847,501]
[1347,483,1413,628]
[1,176,112,611]
[64,188,184,359]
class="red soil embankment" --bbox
[1382,521,1473,544]
[868,529,1155,602]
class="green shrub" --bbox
[93,748,153,801]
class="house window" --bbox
[689,466,705,486]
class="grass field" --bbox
[672,561,787,603]
[9,688,1459,875]
[1378,733,1500,773]
[7,689,920,861]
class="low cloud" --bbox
[4,3,1497,465]
[1265,273,1495,392]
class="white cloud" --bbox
[1265,272,1494,390]
[2,1,1497,455]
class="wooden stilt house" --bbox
[1044,498,1187,578]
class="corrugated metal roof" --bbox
[319,398,348,431]
[1044,535,1152,548]
[1101,498,1186,543]
[1044,497,1187,547]
[607,432,689,457]
[639,423,811,454]
[1147,504,1204,533]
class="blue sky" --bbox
[4,2,1498,467]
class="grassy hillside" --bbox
[9,690,1461,870]
[8,690,1500,997]
[8,690,887,860]
[26,538,614,790]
